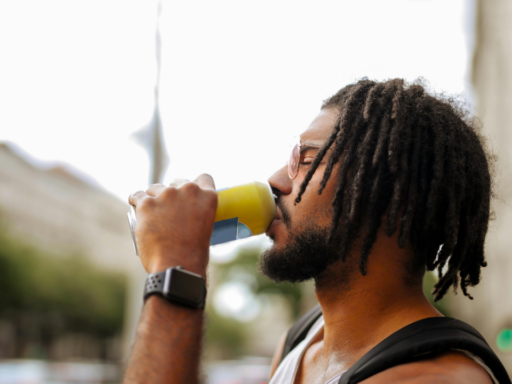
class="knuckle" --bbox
[181,182,200,195]
[161,186,178,199]
[129,190,145,204]
[138,196,156,210]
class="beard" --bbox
[259,199,342,283]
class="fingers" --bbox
[128,174,215,205]
[129,183,166,206]
[194,173,216,191]
[128,190,148,207]
[146,183,166,197]
[164,174,215,191]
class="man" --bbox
[124,79,504,383]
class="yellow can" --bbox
[127,181,276,255]
[212,181,276,245]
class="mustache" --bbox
[275,197,292,228]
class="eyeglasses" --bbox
[288,138,321,180]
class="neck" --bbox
[313,238,442,367]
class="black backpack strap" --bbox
[339,317,511,384]
[279,304,323,364]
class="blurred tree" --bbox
[0,229,126,359]
[204,306,248,359]
[214,245,304,319]
[204,244,303,359]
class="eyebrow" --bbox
[300,142,327,155]
[300,144,322,153]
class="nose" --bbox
[268,164,292,197]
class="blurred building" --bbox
[0,142,134,271]
[450,0,512,374]
[0,142,145,361]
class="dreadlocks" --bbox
[295,78,494,301]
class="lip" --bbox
[266,204,285,237]
[266,217,282,237]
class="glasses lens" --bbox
[288,143,300,179]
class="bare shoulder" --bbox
[361,350,493,384]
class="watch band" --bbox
[145,271,166,297]
[144,266,207,309]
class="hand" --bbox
[128,174,218,276]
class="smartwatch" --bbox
[144,266,207,309]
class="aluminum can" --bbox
[127,181,276,256]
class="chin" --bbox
[259,222,344,284]
[266,235,290,256]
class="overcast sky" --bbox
[0,0,472,202]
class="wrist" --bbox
[145,291,202,309]
[144,267,207,309]
[147,252,208,277]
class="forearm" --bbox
[123,295,204,384]
[125,177,216,383]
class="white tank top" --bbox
[269,316,347,384]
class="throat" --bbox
[294,324,349,384]
[312,259,441,365]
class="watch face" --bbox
[169,269,203,303]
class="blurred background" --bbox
[0,0,511,382]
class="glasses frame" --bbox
[288,138,322,180]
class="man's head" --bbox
[262,78,493,301]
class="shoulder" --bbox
[361,350,493,384]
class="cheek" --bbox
[292,174,335,224]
